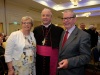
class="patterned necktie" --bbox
[62,31,69,47]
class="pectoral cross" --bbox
[42,39,45,45]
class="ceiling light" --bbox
[86,12,91,17]
[70,0,81,6]
[53,5,65,11]
[83,12,91,17]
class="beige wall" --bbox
[8,20,41,34]
[0,0,100,35]
[0,23,3,33]
[77,16,100,31]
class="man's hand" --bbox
[57,59,68,69]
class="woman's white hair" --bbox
[89,25,94,29]
[21,16,34,26]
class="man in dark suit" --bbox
[87,25,98,49]
[80,23,87,32]
[57,10,91,75]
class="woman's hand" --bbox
[8,69,15,75]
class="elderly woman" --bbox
[5,16,36,75]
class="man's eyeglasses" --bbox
[62,17,75,20]
[22,22,31,24]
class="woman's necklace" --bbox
[26,36,36,47]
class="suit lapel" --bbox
[59,26,79,54]
[59,31,65,51]
[63,33,77,50]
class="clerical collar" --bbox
[43,23,51,28]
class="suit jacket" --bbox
[58,26,91,75]
[0,46,5,56]
[87,29,98,48]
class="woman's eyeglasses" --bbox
[22,22,31,24]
